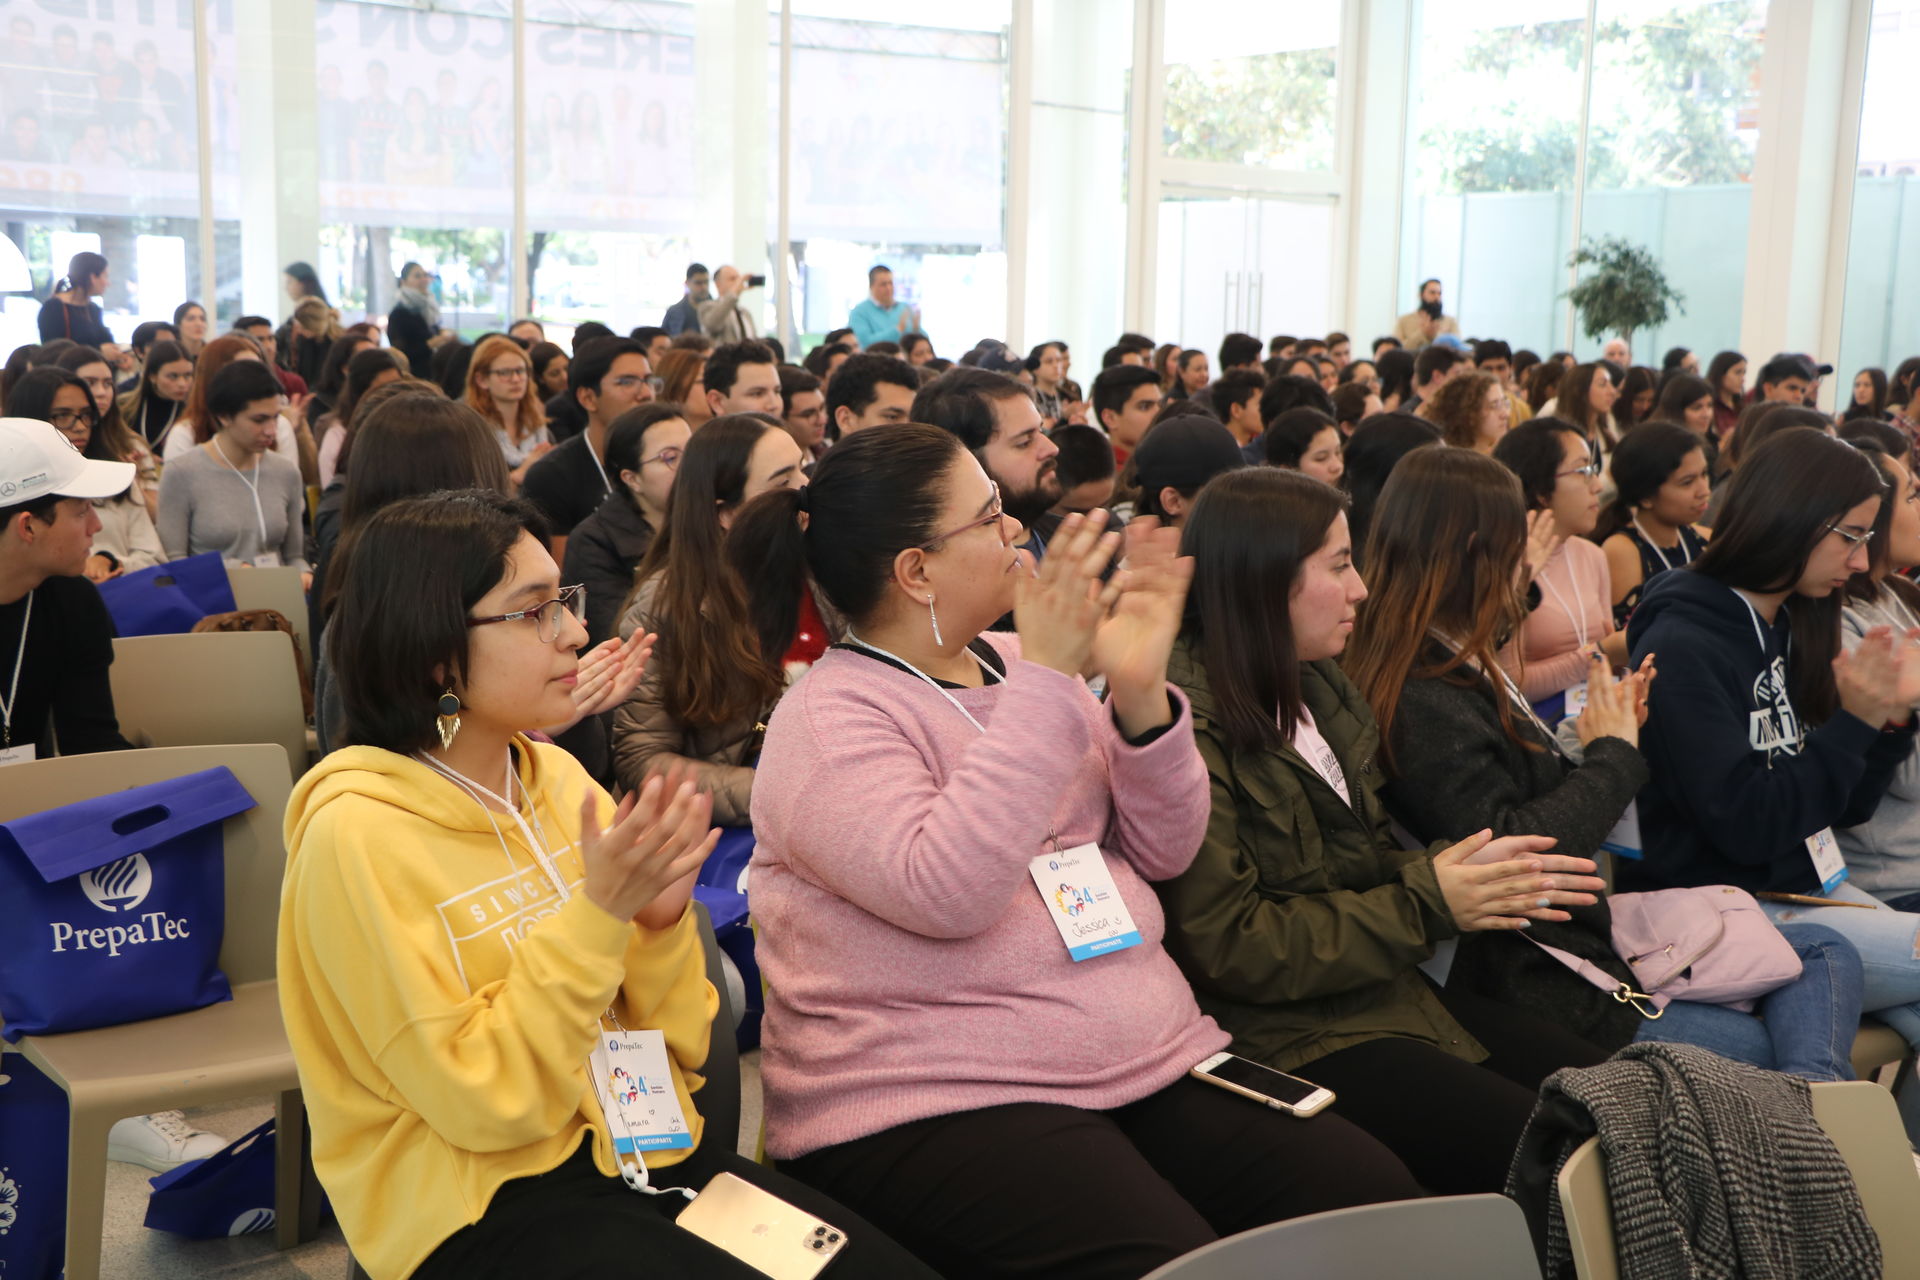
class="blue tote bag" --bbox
[0,766,255,1041]
[145,1118,278,1238]
[95,552,238,637]
[0,1050,70,1280]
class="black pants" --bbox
[411,1139,939,1280]
[1293,982,1612,1195]
[778,1076,1422,1280]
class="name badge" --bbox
[1028,843,1143,962]
[1599,800,1641,860]
[589,1027,693,1158]
[1562,680,1589,719]
[252,551,282,568]
[0,743,35,768]
[1806,827,1849,894]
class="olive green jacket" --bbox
[1156,639,1485,1073]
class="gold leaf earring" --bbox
[436,688,462,750]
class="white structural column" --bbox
[1006,0,1034,354]
[1340,0,1415,346]
[236,0,320,322]
[694,0,771,307]
[1121,0,1163,335]
[1024,0,1131,362]
[1740,0,1873,377]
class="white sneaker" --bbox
[107,1110,228,1172]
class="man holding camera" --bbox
[699,264,763,343]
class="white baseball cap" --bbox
[0,417,134,504]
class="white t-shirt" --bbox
[1290,707,1351,807]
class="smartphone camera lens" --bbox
[814,1228,827,1236]
[809,1240,824,1250]
[827,1232,841,1242]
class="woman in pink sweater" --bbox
[729,426,1418,1280]
[1493,418,1630,721]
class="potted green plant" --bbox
[1563,236,1685,351]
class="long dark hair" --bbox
[117,339,189,441]
[53,344,141,466]
[315,333,372,401]
[1344,447,1534,769]
[1842,367,1889,423]
[1845,445,1920,615]
[1492,417,1582,511]
[1651,373,1713,429]
[604,402,689,513]
[1180,468,1347,751]
[1892,358,1920,417]
[1617,365,1658,429]
[1706,350,1747,410]
[55,251,107,296]
[1691,428,1887,725]
[1341,412,1441,567]
[330,348,404,451]
[632,414,785,727]
[284,260,328,305]
[1596,422,1706,543]
[730,424,964,648]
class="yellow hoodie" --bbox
[278,739,716,1280]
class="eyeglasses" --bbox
[468,584,586,643]
[919,483,1005,550]
[1826,522,1873,549]
[639,446,682,469]
[486,366,529,380]
[606,375,651,391]
[46,406,98,432]
[1556,462,1602,480]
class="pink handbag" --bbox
[1531,885,1804,1016]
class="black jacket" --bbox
[1624,568,1916,893]
[1382,654,1650,1048]
[522,435,613,542]
[562,491,655,648]
[0,575,131,756]
[385,301,434,378]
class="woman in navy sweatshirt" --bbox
[1629,426,1920,1049]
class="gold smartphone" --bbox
[676,1172,849,1279]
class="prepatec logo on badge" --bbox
[80,854,153,913]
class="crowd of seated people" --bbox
[11,246,1920,1280]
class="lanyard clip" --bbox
[1611,984,1664,1019]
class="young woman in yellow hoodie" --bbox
[280,490,937,1280]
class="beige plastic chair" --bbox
[1557,1079,1920,1280]
[1851,1018,1909,1080]
[0,744,319,1280]
[109,631,308,777]
[1139,1193,1540,1279]
[226,563,313,670]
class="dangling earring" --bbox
[436,688,463,750]
[927,595,944,648]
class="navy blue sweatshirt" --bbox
[1623,568,1916,893]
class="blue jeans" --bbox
[1633,922,1864,1082]
[1759,880,1920,1048]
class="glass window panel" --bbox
[1161,1,1340,171]
[0,5,203,362]
[1837,0,1920,405]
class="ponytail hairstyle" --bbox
[1595,421,1706,543]
[632,414,786,728]
[1179,468,1348,751]
[56,251,107,297]
[1343,447,1535,770]
[729,424,966,658]
[1692,428,1887,726]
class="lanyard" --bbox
[416,749,572,903]
[585,433,613,497]
[843,633,1002,734]
[1631,515,1691,574]
[1730,588,1775,657]
[1536,546,1590,650]
[0,590,31,748]
[1431,630,1570,759]
[210,438,270,546]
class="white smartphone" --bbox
[676,1172,849,1279]
[1190,1052,1336,1118]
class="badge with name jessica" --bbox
[589,1027,693,1158]
[1027,842,1143,962]
[1806,826,1849,895]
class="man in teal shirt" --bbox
[847,264,920,349]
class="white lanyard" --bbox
[416,749,572,903]
[1432,630,1569,759]
[0,590,31,749]
[1631,514,1691,574]
[1731,588,1775,656]
[585,434,613,497]
[843,633,1002,734]
[1877,589,1920,636]
[1536,546,1590,650]
[210,438,270,545]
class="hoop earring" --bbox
[927,595,944,649]
[436,688,463,750]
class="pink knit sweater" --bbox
[1506,536,1617,702]
[749,633,1226,1160]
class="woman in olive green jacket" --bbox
[1156,468,1610,1195]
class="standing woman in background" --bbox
[56,343,159,523]
[117,339,193,451]
[38,251,115,351]
[465,334,551,488]
[388,260,445,376]
[1597,422,1712,629]
[655,349,712,431]
[1706,350,1747,442]
[281,296,342,389]
[173,300,210,359]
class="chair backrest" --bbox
[692,899,741,1156]
[1139,1193,1541,1280]
[110,632,308,778]
[226,564,313,669]
[1557,1079,1920,1280]
[0,744,293,985]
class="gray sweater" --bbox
[156,445,308,570]
[1837,593,1920,899]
